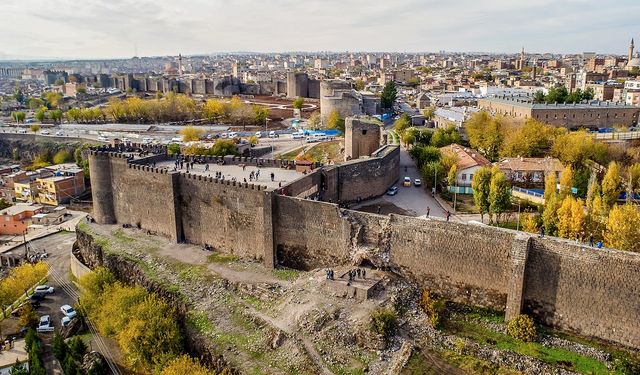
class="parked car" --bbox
[414,178,422,187]
[29,291,47,301]
[386,186,399,196]
[60,304,77,319]
[34,285,54,294]
[40,130,50,135]
[220,133,228,138]
[291,132,305,139]
[255,131,263,138]
[61,316,71,327]
[55,131,64,136]
[268,131,279,138]
[403,177,412,187]
[36,315,54,333]
[29,299,41,309]
[97,135,109,142]
[228,131,238,138]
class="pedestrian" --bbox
[244,178,247,183]
[348,271,353,282]
[589,233,594,247]
[205,164,209,171]
[356,268,361,278]
[362,269,366,279]
[446,211,450,221]
[377,205,381,214]
[326,269,330,280]
[243,164,246,171]
[270,172,275,182]
[330,269,334,280]
[279,181,282,188]
[540,227,545,238]
[426,207,430,217]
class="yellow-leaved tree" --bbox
[558,166,573,198]
[604,204,640,252]
[557,196,585,239]
[179,125,204,142]
[521,213,538,234]
[161,355,221,375]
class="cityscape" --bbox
[0,1,639,374]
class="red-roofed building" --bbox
[440,144,491,193]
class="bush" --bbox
[18,305,39,329]
[370,308,397,337]
[507,314,537,342]
[160,355,211,375]
[418,289,446,328]
[53,150,74,164]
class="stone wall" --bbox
[524,238,640,348]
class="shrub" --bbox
[418,289,446,328]
[507,314,537,342]
[370,308,397,337]
[160,355,211,375]
[53,150,74,164]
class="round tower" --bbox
[88,152,116,224]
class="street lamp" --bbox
[516,199,522,231]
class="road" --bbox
[5,232,124,375]
[353,147,447,218]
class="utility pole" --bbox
[516,199,522,231]
[23,230,28,260]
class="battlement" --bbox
[177,171,267,191]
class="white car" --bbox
[60,304,77,319]
[255,131,263,138]
[55,131,64,136]
[268,131,279,138]
[36,315,54,333]
[220,133,228,138]
[41,130,50,135]
[291,132,305,139]
[61,316,71,327]
[228,132,238,138]
[98,136,109,142]
[34,285,54,294]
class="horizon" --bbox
[2,0,639,60]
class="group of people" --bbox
[539,228,604,248]
[325,268,368,285]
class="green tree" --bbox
[253,105,269,125]
[167,143,181,156]
[430,125,460,148]
[604,204,640,252]
[354,79,365,91]
[49,109,63,123]
[28,98,44,110]
[292,97,304,110]
[601,161,622,211]
[52,332,68,360]
[380,81,397,110]
[67,337,87,361]
[34,107,46,122]
[11,111,26,123]
[211,139,238,156]
[500,119,558,158]
[447,164,458,187]
[13,89,25,104]
[542,193,561,236]
[393,113,411,136]
[488,168,511,223]
[545,86,569,104]
[472,167,493,223]
[422,107,436,120]
[533,90,546,103]
[29,124,41,134]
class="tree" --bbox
[13,89,25,104]
[545,86,569,104]
[49,109,63,123]
[179,126,204,142]
[430,125,460,148]
[542,193,561,236]
[557,196,584,239]
[354,79,365,91]
[43,92,62,108]
[326,109,345,134]
[464,112,504,161]
[35,107,46,122]
[551,130,607,168]
[67,336,87,361]
[167,144,181,156]
[18,304,38,328]
[447,164,458,187]
[160,355,211,375]
[507,314,537,342]
[544,172,557,200]
[11,111,26,123]
[522,213,539,233]
[393,113,411,136]
[488,168,512,223]
[52,332,68,360]
[307,112,321,129]
[29,124,41,134]
[559,166,574,198]
[253,105,269,125]
[380,81,397,110]
[472,167,492,223]
[628,163,640,194]
[211,139,238,156]
[500,119,558,158]
[292,97,304,110]
[28,98,44,110]
[604,204,640,252]
[422,107,436,120]
[602,161,622,211]
[533,90,546,103]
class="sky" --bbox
[1,0,639,60]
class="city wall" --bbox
[87,148,640,349]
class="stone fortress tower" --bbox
[320,80,381,126]
[344,116,382,161]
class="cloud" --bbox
[0,0,638,59]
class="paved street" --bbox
[353,147,447,218]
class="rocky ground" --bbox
[78,223,639,375]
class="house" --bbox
[440,144,491,194]
[35,167,85,205]
[0,203,44,235]
[496,157,564,187]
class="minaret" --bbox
[519,46,525,70]
[532,59,537,80]
[629,39,635,63]
[178,54,183,76]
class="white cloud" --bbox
[1,0,638,59]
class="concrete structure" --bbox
[477,95,640,129]
[344,116,382,161]
[0,204,44,235]
[497,157,563,187]
[320,80,381,125]
[87,144,640,350]
[286,72,320,99]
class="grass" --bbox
[303,141,342,163]
[207,252,240,264]
[112,229,134,243]
[277,146,304,160]
[443,318,613,374]
[186,311,215,334]
[271,268,301,281]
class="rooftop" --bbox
[440,144,491,170]
[0,203,43,216]
[482,95,638,109]
[497,157,564,172]
[155,160,304,191]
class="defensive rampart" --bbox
[87,146,640,349]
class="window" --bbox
[461,174,467,181]
[469,174,474,180]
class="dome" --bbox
[627,53,640,69]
